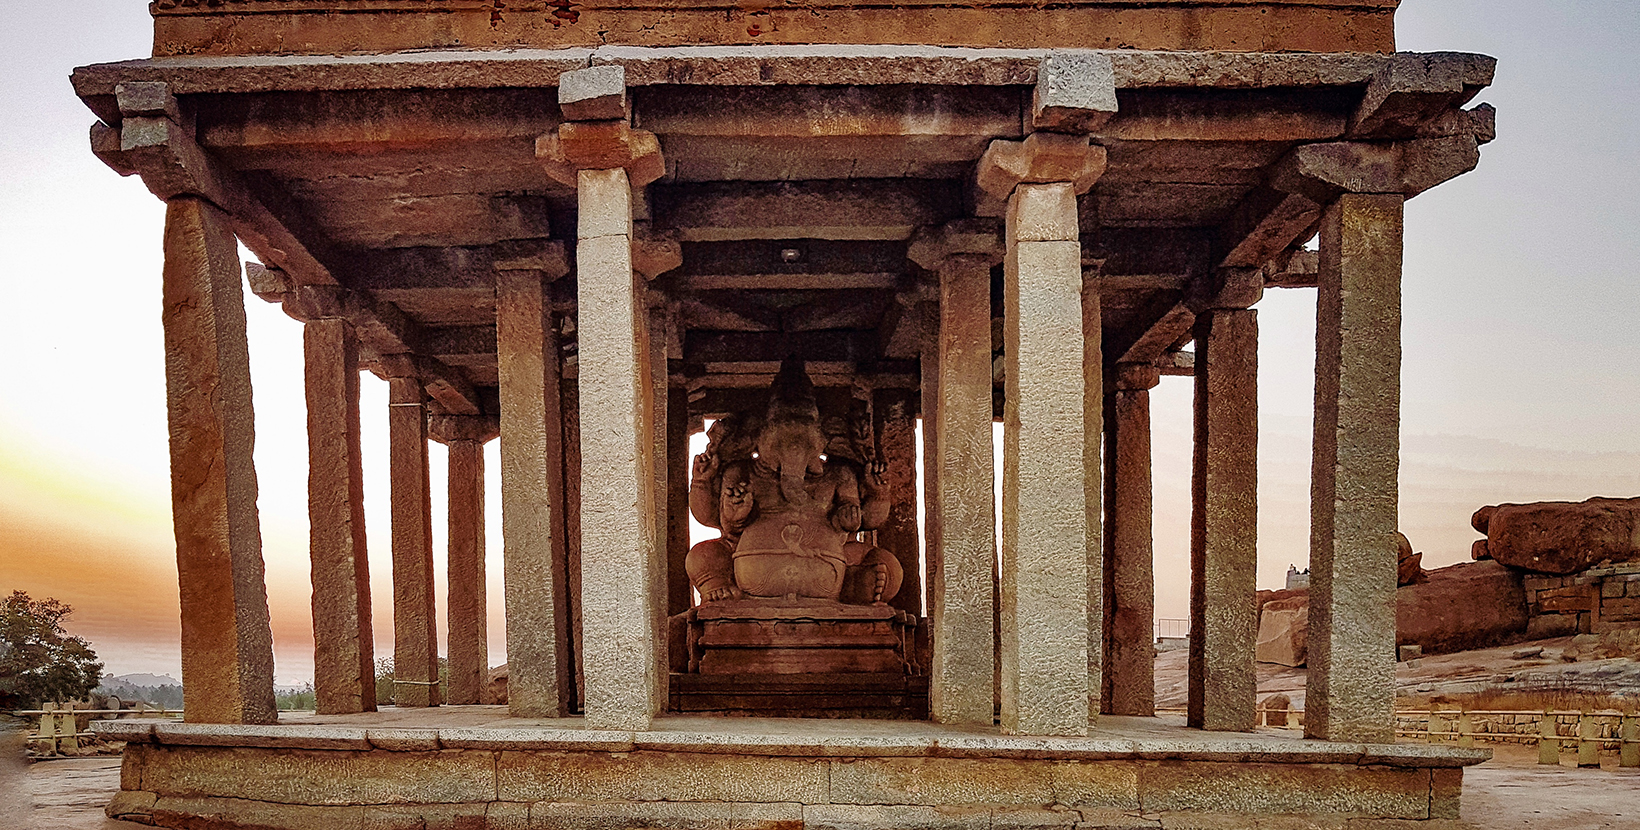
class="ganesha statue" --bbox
[685,358,904,606]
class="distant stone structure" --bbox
[76,0,1498,826]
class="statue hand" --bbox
[725,478,750,504]
[692,448,718,481]
[832,502,862,532]
[864,459,888,492]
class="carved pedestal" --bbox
[669,600,929,718]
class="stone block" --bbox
[804,804,990,830]
[1138,763,1429,819]
[363,803,489,830]
[1396,645,1421,662]
[115,80,180,119]
[138,746,496,805]
[1603,580,1627,598]
[105,790,157,822]
[991,806,1083,829]
[1050,760,1142,809]
[529,800,731,830]
[488,802,531,830]
[367,729,442,752]
[153,722,371,750]
[830,757,1051,806]
[149,796,366,830]
[1429,768,1462,820]
[1074,808,1162,829]
[559,64,628,122]
[977,133,1107,206]
[496,750,828,804]
[1033,51,1118,133]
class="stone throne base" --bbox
[668,599,929,718]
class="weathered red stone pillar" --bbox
[1103,363,1158,717]
[1306,193,1404,743]
[388,375,440,707]
[1187,307,1258,732]
[304,317,374,714]
[666,388,692,616]
[431,415,499,706]
[161,197,277,725]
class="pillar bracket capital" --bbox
[632,224,683,280]
[907,218,1004,272]
[1270,107,1491,205]
[973,132,1107,217]
[537,65,663,189]
[429,413,501,445]
[1186,266,1264,313]
[1112,362,1162,392]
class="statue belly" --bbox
[733,514,846,599]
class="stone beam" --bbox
[345,240,569,291]
[96,84,485,415]
[1266,249,1320,289]
[655,180,960,242]
[1348,53,1496,139]
[1107,299,1195,366]
[1271,120,1492,205]
[682,330,879,366]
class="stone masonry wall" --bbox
[1523,562,1640,638]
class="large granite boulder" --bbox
[1255,595,1309,667]
[1397,532,1427,586]
[1471,496,1640,575]
[1396,560,1528,653]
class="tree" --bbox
[0,590,104,709]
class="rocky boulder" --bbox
[1471,496,1640,575]
[1396,560,1528,653]
[483,664,508,705]
[1255,595,1309,667]
[1397,532,1427,586]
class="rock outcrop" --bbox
[1471,496,1640,575]
[1255,596,1308,667]
[1396,560,1528,654]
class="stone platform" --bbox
[94,708,1487,829]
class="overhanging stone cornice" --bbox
[72,49,1492,125]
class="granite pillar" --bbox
[496,269,571,717]
[303,317,374,715]
[577,167,662,730]
[930,254,996,726]
[999,182,1091,737]
[1103,364,1158,717]
[388,376,439,708]
[1306,193,1404,743]
[1187,309,1258,732]
[445,434,487,706]
[161,197,277,725]
[666,387,692,616]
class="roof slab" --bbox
[74,47,1494,418]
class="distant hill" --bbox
[105,673,180,688]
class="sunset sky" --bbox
[1,2,1636,686]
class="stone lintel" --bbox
[490,239,571,279]
[975,133,1108,215]
[559,64,628,122]
[1349,52,1496,139]
[1265,249,1319,289]
[1033,51,1118,134]
[1157,349,1196,377]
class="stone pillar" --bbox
[646,300,671,692]
[1081,273,1104,719]
[387,376,440,707]
[577,166,662,730]
[929,253,997,726]
[1103,363,1158,717]
[161,197,277,725]
[999,182,1092,737]
[304,317,374,715]
[874,389,922,615]
[497,269,571,718]
[1306,193,1404,743]
[432,415,499,706]
[1187,309,1259,732]
[666,388,692,616]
